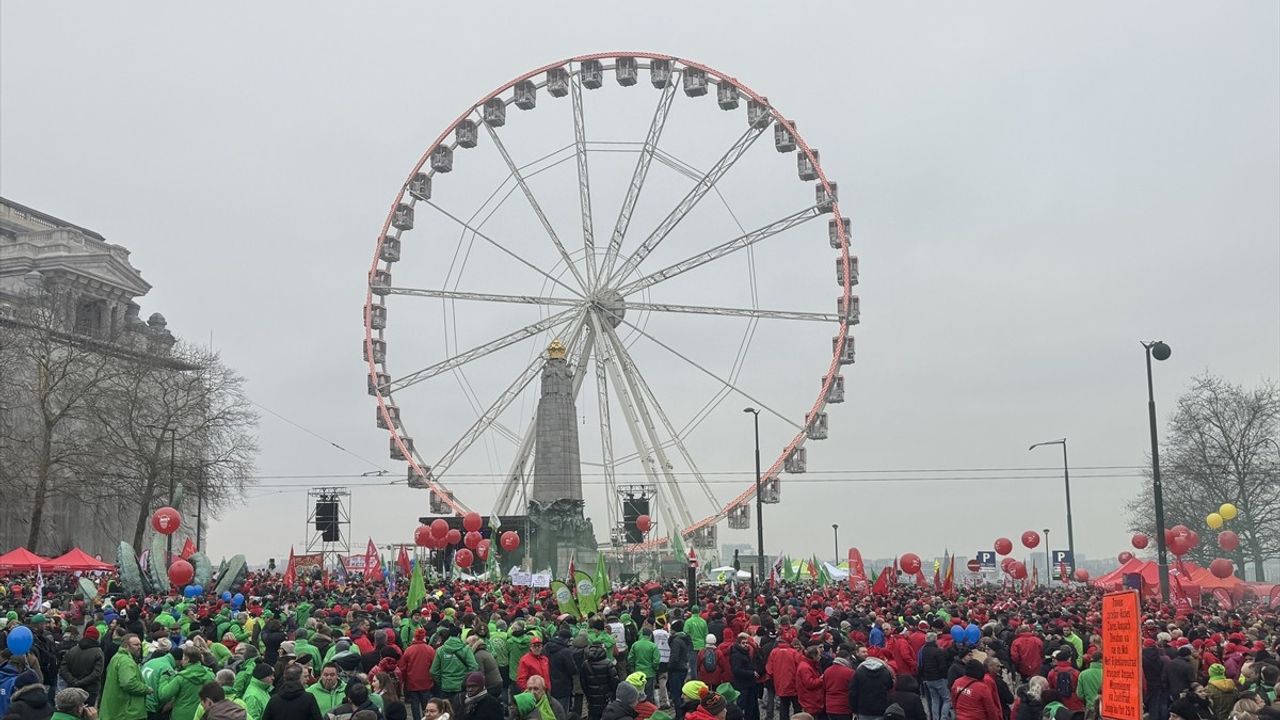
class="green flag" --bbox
[574,570,598,617]
[406,560,426,612]
[551,580,581,618]
[595,552,610,598]
[487,514,501,581]
[671,531,686,561]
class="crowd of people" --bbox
[1,570,1278,720]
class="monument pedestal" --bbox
[527,498,597,574]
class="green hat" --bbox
[5,611,17,621]
[716,683,740,704]
[682,680,708,701]
[514,692,536,717]
[1208,663,1226,679]
[30,613,46,624]
[650,713,673,720]
[626,672,648,691]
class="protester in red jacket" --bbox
[888,630,918,678]
[766,641,800,718]
[1009,627,1044,680]
[951,660,1002,720]
[398,629,436,695]
[822,650,855,720]
[1045,651,1083,713]
[795,647,825,717]
[696,636,729,686]
[517,636,553,692]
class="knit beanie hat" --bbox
[705,634,717,646]
[466,672,485,688]
[1208,663,1227,680]
[56,688,89,712]
[616,681,641,706]
[681,681,708,701]
[701,692,726,716]
[13,670,39,691]
[514,692,536,717]
[626,672,648,692]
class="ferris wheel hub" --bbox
[591,289,627,329]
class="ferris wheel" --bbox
[363,52,858,553]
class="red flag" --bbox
[915,570,929,589]
[807,559,818,580]
[1212,588,1233,610]
[933,555,943,592]
[282,546,297,587]
[847,548,868,592]
[870,565,891,595]
[365,539,383,581]
[942,555,955,596]
[568,557,576,584]
[179,538,196,560]
[397,547,411,577]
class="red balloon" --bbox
[1131,533,1149,550]
[1209,557,1234,579]
[476,539,491,561]
[463,512,482,533]
[464,531,482,550]
[1010,562,1028,580]
[1218,530,1239,552]
[1186,530,1200,549]
[414,526,432,547]
[500,531,520,552]
[994,538,1013,556]
[636,515,652,533]
[168,559,194,586]
[1118,551,1135,564]
[1164,528,1177,546]
[151,507,182,536]
[431,518,449,539]
[455,549,474,568]
[1001,557,1017,571]
[898,553,922,575]
[445,528,462,546]
[1021,530,1041,549]
[1074,568,1090,582]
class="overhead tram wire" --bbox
[248,399,391,475]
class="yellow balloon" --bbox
[1219,503,1238,521]
[1206,512,1223,529]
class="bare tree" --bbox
[88,342,259,548]
[1128,373,1280,580]
[0,288,121,552]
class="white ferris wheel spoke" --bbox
[599,320,721,512]
[387,287,582,309]
[617,316,801,430]
[598,321,698,531]
[607,122,768,287]
[570,74,597,289]
[593,350,619,533]
[599,75,680,281]
[390,307,577,392]
[588,312,665,495]
[615,206,822,296]
[482,123,589,291]
[626,301,839,323]
[423,200,584,299]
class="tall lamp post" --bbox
[1143,340,1173,601]
[832,524,839,565]
[1043,528,1051,586]
[743,408,764,585]
[147,423,178,561]
[1029,438,1074,579]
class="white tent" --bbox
[706,566,752,582]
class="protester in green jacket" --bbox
[158,648,216,720]
[292,636,323,670]
[488,623,510,675]
[507,622,535,681]
[305,664,346,716]
[241,665,275,720]
[627,630,661,686]
[431,628,480,695]
[1078,654,1104,711]
[140,641,177,714]
[100,635,151,720]
[1064,629,1085,669]
[684,613,708,652]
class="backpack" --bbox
[1043,701,1066,720]
[702,648,719,673]
[1055,670,1074,699]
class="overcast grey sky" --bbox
[2,1,1277,568]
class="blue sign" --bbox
[1052,549,1075,570]
[976,551,997,569]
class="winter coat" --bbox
[848,658,894,717]
[951,676,1001,720]
[472,646,502,692]
[507,632,534,680]
[668,633,692,673]
[822,659,855,715]
[1046,661,1083,712]
[796,658,825,715]
[1011,686,1043,720]
[262,682,323,720]
[303,682,345,717]
[100,650,150,720]
[600,700,639,720]
[3,685,53,720]
[459,692,504,720]
[729,645,757,692]
[890,678,928,720]
[767,646,799,697]
[888,636,919,678]
[397,641,436,692]
[1077,663,1103,712]
[59,639,105,692]
[262,631,287,666]
[685,618,709,651]
[628,639,660,682]
[205,700,248,720]
[918,642,950,682]
[141,654,177,712]
[517,652,552,693]
[1009,635,1043,680]
[581,646,620,716]
[431,638,479,694]
[1165,656,1196,699]
[544,639,579,699]
[158,663,216,720]
[695,647,727,687]
[243,677,274,720]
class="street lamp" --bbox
[743,407,764,585]
[147,423,178,561]
[1043,528,1051,586]
[1029,438,1074,579]
[832,524,839,565]
[1143,340,1173,602]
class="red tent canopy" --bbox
[0,547,52,571]
[1091,557,1203,594]
[46,548,114,572]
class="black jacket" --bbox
[848,658,895,716]
[60,638,105,691]
[918,643,949,682]
[2,685,53,720]
[668,633,693,673]
[1164,656,1196,698]
[729,645,756,690]
[546,638,580,699]
[262,681,324,720]
[890,689,927,720]
[581,646,620,714]
[1012,687,1042,720]
[460,693,503,720]
[263,631,287,666]
[946,658,968,688]
[600,700,638,720]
